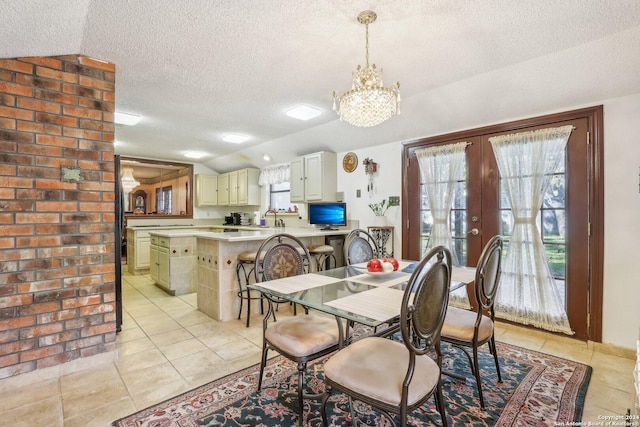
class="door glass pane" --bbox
[419,166,468,264]
[499,155,567,304]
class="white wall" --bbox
[338,93,640,351]
[337,143,404,256]
[601,93,640,348]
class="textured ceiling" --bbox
[2,0,640,173]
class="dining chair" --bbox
[343,228,379,265]
[320,246,452,427]
[440,234,504,409]
[254,233,349,425]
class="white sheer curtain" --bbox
[258,164,290,186]
[490,125,574,335]
[416,142,469,308]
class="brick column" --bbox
[0,54,116,378]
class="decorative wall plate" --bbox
[342,152,358,173]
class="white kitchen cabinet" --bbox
[235,168,260,205]
[149,238,158,282]
[127,228,151,275]
[217,173,230,205]
[151,234,196,296]
[290,157,305,202]
[208,168,260,206]
[290,151,337,202]
[157,246,169,287]
[195,174,218,206]
[228,171,238,205]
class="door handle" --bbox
[467,228,479,236]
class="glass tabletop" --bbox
[248,262,472,328]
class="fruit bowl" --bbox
[355,267,396,277]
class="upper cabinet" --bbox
[195,174,218,206]
[212,168,260,206]
[290,151,337,202]
[235,168,260,205]
[217,173,230,205]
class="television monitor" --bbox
[308,202,347,231]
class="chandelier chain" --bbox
[365,21,369,67]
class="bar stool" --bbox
[308,244,336,271]
[236,250,263,327]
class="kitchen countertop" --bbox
[149,226,352,242]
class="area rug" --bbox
[112,342,591,426]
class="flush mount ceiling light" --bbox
[285,105,322,121]
[222,134,250,144]
[333,10,400,127]
[184,151,207,159]
[114,112,142,126]
[120,167,140,192]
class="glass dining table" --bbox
[248,260,476,339]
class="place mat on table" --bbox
[451,266,476,285]
[254,273,341,294]
[325,287,405,322]
[344,271,411,287]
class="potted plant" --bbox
[369,198,398,225]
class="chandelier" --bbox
[333,10,400,127]
[120,167,140,192]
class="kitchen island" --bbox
[148,227,352,321]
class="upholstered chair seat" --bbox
[264,315,347,358]
[323,337,440,407]
[441,306,493,342]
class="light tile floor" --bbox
[0,271,637,426]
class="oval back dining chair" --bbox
[440,234,503,409]
[320,246,452,427]
[343,228,379,265]
[254,233,348,426]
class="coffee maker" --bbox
[224,212,242,225]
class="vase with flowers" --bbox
[369,198,397,226]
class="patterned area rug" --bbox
[112,341,591,426]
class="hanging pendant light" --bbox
[333,10,401,127]
[120,167,139,192]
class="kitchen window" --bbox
[270,182,291,211]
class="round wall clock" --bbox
[342,152,358,173]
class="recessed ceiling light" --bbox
[222,134,250,144]
[263,154,271,161]
[184,151,207,159]
[114,112,142,126]
[285,105,322,121]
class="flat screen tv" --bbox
[308,202,347,231]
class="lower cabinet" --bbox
[149,242,158,282]
[150,234,196,295]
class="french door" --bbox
[402,106,603,341]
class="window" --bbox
[156,186,172,214]
[270,182,291,211]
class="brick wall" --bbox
[0,54,116,378]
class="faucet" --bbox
[265,208,277,228]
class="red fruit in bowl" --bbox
[367,259,383,272]
[388,258,399,271]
